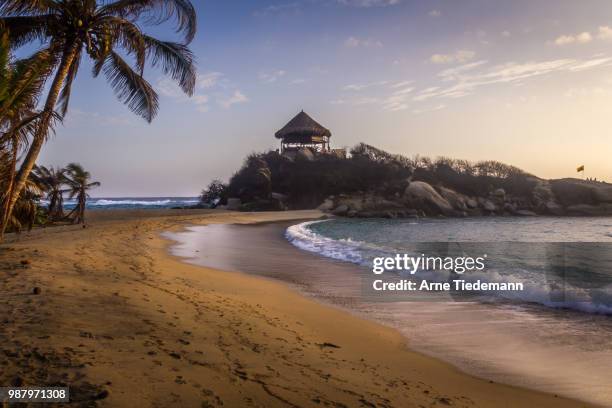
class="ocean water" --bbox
[168,217,612,406]
[286,217,612,315]
[283,217,612,405]
[46,197,200,210]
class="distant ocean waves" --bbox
[42,197,199,210]
[286,218,612,315]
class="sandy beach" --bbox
[0,209,593,407]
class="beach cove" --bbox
[0,209,592,407]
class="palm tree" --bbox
[33,164,67,220]
[64,162,99,224]
[0,0,197,233]
[6,170,45,233]
[0,23,56,238]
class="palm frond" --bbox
[0,15,54,47]
[98,0,197,43]
[96,16,146,73]
[0,0,59,16]
[143,35,195,95]
[1,47,57,119]
[101,51,159,122]
[57,48,82,118]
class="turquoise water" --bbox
[287,217,612,314]
[168,219,612,405]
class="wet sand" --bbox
[169,222,612,407]
[0,209,593,407]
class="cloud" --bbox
[552,26,612,46]
[412,104,446,115]
[554,31,592,46]
[391,80,413,88]
[438,60,488,81]
[430,50,475,64]
[332,54,612,114]
[253,2,301,16]
[501,30,511,38]
[428,9,440,17]
[343,80,388,91]
[259,70,286,83]
[290,78,306,85]
[337,0,400,7]
[598,26,612,40]
[197,72,224,89]
[158,71,246,112]
[383,85,414,111]
[158,76,212,111]
[345,36,383,48]
[219,90,249,108]
[334,81,413,111]
[415,55,612,102]
[566,57,612,72]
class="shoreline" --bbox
[1,209,593,407]
[167,217,612,407]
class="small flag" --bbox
[577,165,585,172]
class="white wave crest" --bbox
[286,220,612,315]
[89,199,198,206]
[285,220,366,264]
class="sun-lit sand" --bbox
[0,209,592,407]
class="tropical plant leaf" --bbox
[101,51,159,122]
[0,15,54,47]
[57,48,82,118]
[143,35,195,95]
[98,0,197,43]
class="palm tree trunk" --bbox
[79,191,85,224]
[0,136,19,239]
[0,42,80,238]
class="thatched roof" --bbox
[275,111,331,139]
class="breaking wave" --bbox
[286,219,612,315]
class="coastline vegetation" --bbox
[223,143,534,210]
[0,0,198,240]
[220,143,612,217]
[3,162,99,232]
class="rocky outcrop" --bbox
[404,181,454,216]
[549,179,612,206]
[317,177,612,219]
[438,187,468,211]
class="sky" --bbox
[33,0,612,196]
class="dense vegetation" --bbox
[0,0,197,240]
[3,163,100,233]
[224,143,535,210]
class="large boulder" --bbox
[592,186,612,203]
[332,204,349,216]
[317,198,334,212]
[544,201,564,216]
[551,179,597,206]
[438,187,467,211]
[481,199,496,212]
[466,198,478,209]
[492,188,506,199]
[404,181,454,216]
[296,147,315,162]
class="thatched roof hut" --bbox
[275,111,331,152]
